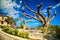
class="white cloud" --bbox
[29,19,37,21]
[16,5,21,8]
[19,1,22,3]
[0,0,22,19]
[42,3,60,14]
[42,9,47,13]
[53,3,60,9]
[41,9,47,15]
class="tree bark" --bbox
[44,21,49,35]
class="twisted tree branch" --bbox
[22,10,42,22]
[47,6,52,18]
[36,3,46,23]
[24,2,45,22]
[36,3,45,20]
[24,2,36,13]
[36,3,42,9]
[50,10,56,21]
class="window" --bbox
[1,21,4,24]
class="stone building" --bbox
[0,14,8,27]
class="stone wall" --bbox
[0,30,29,40]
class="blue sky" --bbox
[0,0,60,28]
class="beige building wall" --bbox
[1,22,7,26]
[0,17,2,21]
[0,16,8,27]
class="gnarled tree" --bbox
[22,2,56,34]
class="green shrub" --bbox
[2,26,13,35]
[40,27,46,32]
[2,26,29,39]
[56,27,60,31]
[24,31,29,39]
[18,31,24,37]
[13,29,19,36]
[48,33,57,40]
[2,26,9,32]
[18,31,29,39]
[7,29,13,35]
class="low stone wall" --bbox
[0,30,29,40]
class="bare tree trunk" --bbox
[44,21,49,35]
[43,21,49,40]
